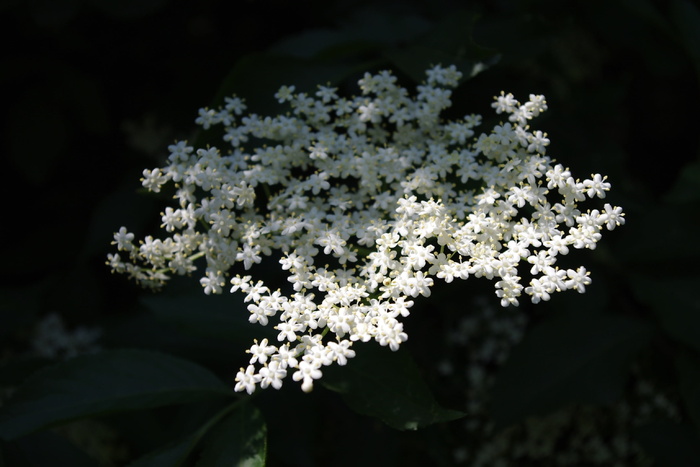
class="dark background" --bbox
[2,0,700,465]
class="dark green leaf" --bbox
[0,350,232,440]
[127,431,200,467]
[633,420,700,467]
[0,356,52,386]
[121,399,231,467]
[196,402,266,467]
[322,342,465,430]
[491,312,653,428]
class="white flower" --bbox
[112,227,135,250]
[601,203,625,230]
[274,85,295,103]
[583,174,611,198]
[234,365,260,395]
[292,360,323,393]
[492,91,519,114]
[565,267,592,293]
[258,361,287,389]
[248,338,276,364]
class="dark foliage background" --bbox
[2,0,699,465]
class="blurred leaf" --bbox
[0,350,232,440]
[675,350,700,431]
[630,275,700,352]
[128,400,263,467]
[491,312,653,428]
[102,409,167,457]
[101,311,245,371]
[0,356,52,386]
[322,342,465,430]
[129,442,193,467]
[127,427,202,467]
[196,402,266,467]
[633,419,700,467]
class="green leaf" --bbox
[196,402,266,467]
[129,400,232,467]
[0,350,232,440]
[630,275,700,352]
[127,431,200,467]
[322,342,465,430]
[127,400,264,467]
[491,312,653,428]
[0,356,52,386]
[633,420,700,467]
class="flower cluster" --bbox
[108,65,624,393]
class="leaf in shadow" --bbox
[322,342,465,430]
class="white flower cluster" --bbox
[108,65,624,393]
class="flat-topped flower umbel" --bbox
[108,65,624,394]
